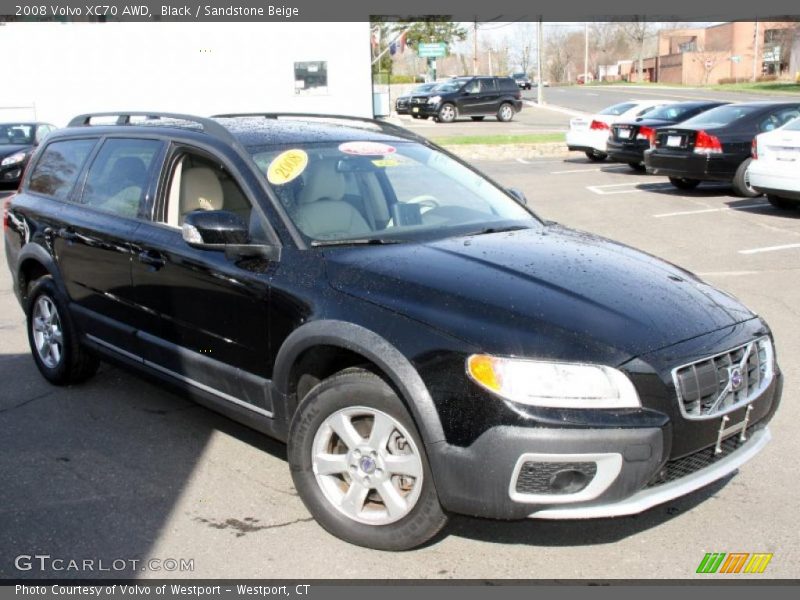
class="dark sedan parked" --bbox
[645,102,800,196]
[395,83,438,117]
[0,122,57,187]
[607,101,729,171]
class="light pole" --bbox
[537,19,544,104]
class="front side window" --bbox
[162,151,268,243]
[249,139,539,244]
[79,138,163,219]
[28,138,97,200]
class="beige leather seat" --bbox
[179,167,224,223]
[292,160,371,239]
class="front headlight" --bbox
[427,95,442,104]
[467,354,640,409]
[1,151,27,166]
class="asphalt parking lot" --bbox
[1,156,798,579]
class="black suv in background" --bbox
[0,122,57,187]
[4,112,781,551]
[406,76,523,122]
[510,72,532,90]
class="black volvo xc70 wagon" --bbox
[4,112,781,550]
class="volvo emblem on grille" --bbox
[729,367,744,391]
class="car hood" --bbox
[0,144,31,158]
[325,226,755,365]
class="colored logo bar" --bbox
[697,553,773,574]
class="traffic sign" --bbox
[418,42,447,58]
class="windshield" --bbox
[511,73,527,79]
[412,83,436,94]
[432,79,468,93]
[0,124,34,145]
[598,102,637,116]
[680,105,760,129]
[249,140,539,244]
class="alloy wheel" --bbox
[32,296,63,369]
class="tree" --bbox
[622,18,653,82]
[590,23,631,80]
[511,23,535,74]
[396,19,467,55]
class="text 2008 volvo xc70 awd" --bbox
[4,113,782,550]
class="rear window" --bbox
[598,102,637,116]
[784,116,800,131]
[646,104,711,121]
[28,138,97,200]
[679,105,760,129]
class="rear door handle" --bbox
[138,250,166,270]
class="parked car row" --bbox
[395,76,523,123]
[568,100,800,201]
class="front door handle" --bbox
[138,250,166,270]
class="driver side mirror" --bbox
[182,210,281,260]
[182,210,250,247]
[507,187,528,206]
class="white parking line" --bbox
[586,182,675,195]
[551,166,629,174]
[516,158,531,164]
[654,203,767,218]
[739,243,800,255]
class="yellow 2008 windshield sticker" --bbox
[267,149,308,185]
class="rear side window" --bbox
[79,138,163,219]
[497,78,518,91]
[28,139,97,200]
[784,116,800,131]
[598,102,637,116]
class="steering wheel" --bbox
[406,195,441,213]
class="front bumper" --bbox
[427,363,781,521]
[566,129,609,154]
[645,149,742,182]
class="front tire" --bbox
[669,176,701,190]
[585,149,607,162]
[288,369,447,551]
[497,103,515,122]
[26,276,99,385]
[437,103,456,123]
[731,158,761,198]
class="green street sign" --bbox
[418,42,447,58]
[731,55,741,63]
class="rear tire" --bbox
[669,177,701,190]
[731,158,761,198]
[628,161,646,172]
[767,194,799,210]
[26,276,99,385]
[288,369,448,551]
[496,103,515,122]
[585,150,607,162]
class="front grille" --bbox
[515,461,597,495]
[672,337,774,420]
[647,427,757,488]
[410,97,427,105]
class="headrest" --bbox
[297,160,346,205]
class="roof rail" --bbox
[67,111,239,146]
[211,112,428,144]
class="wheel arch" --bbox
[16,244,65,304]
[273,320,445,447]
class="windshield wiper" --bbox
[310,237,403,247]
[464,224,530,237]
